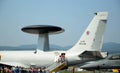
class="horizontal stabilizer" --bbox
[79,51,107,59]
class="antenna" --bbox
[21,25,64,51]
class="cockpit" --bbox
[108,54,120,60]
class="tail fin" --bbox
[68,12,108,53]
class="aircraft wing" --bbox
[79,51,107,59]
[0,62,29,68]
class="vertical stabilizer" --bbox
[68,12,108,53]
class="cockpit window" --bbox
[109,55,120,60]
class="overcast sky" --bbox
[0,0,120,47]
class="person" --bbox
[13,66,19,73]
[3,67,9,73]
[42,67,46,73]
[0,67,3,73]
[8,67,13,73]
[61,53,65,63]
[29,68,33,73]
[38,67,42,73]
[58,55,62,63]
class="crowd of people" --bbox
[0,66,45,73]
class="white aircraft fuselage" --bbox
[0,50,86,67]
[0,51,64,67]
